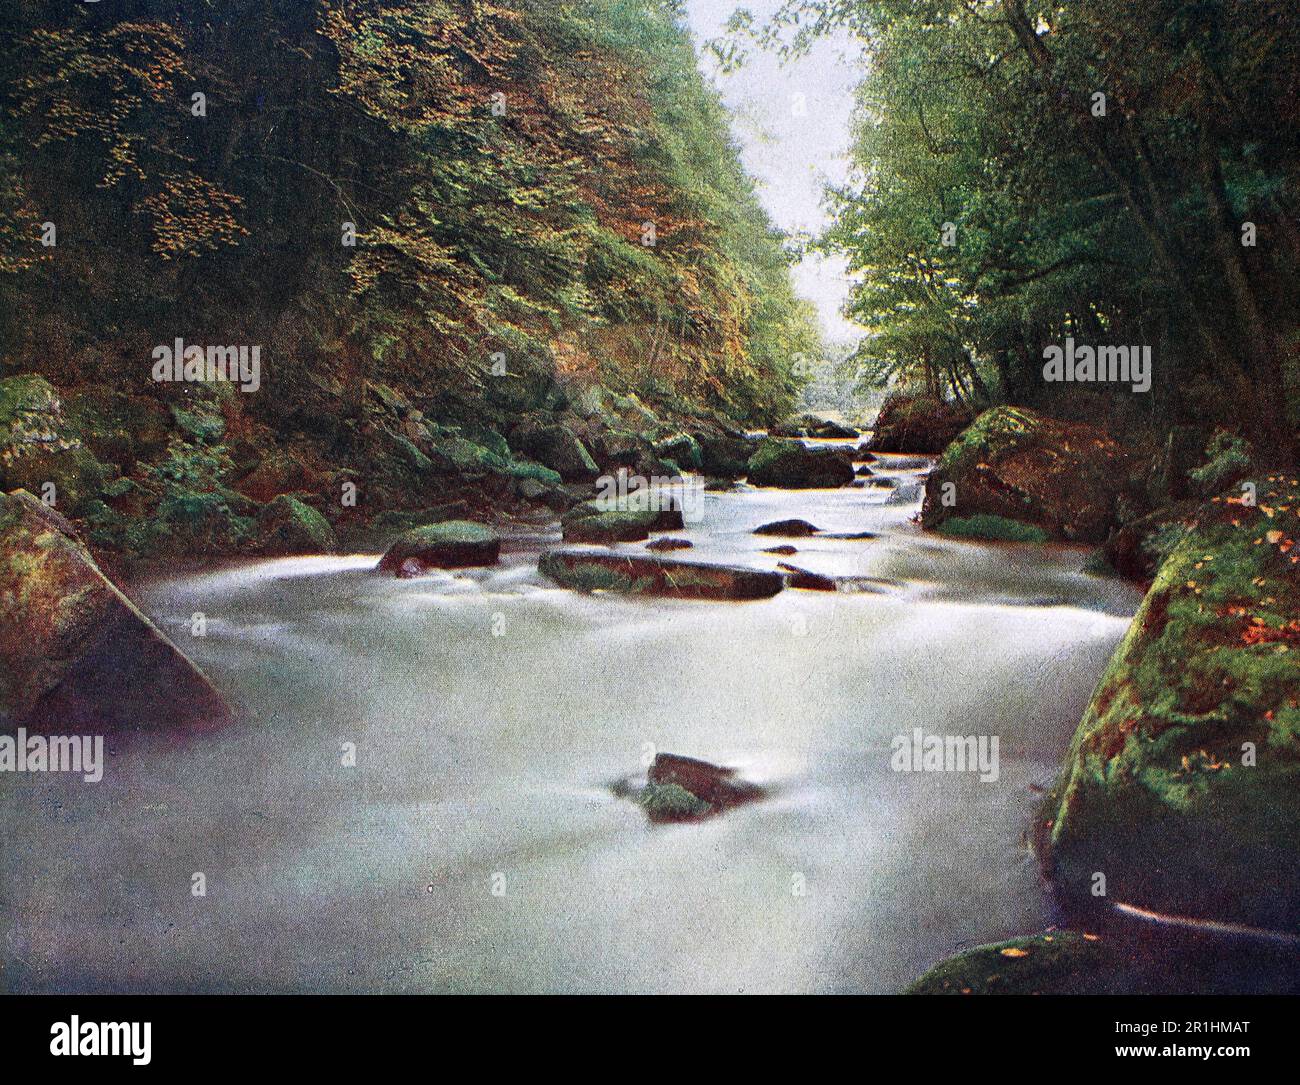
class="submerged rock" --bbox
[777,562,838,591]
[646,537,693,552]
[762,545,798,555]
[867,392,973,454]
[539,550,784,600]
[377,520,500,573]
[1040,476,1300,931]
[636,753,765,822]
[746,439,855,489]
[922,406,1132,543]
[753,518,820,537]
[0,489,233,731]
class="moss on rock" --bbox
[1041,475,1300,930]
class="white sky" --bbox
[681,0,864,345]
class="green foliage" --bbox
[0,0,813,436]
[1189,431,1253,493]
[769,0,1299,449]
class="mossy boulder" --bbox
[1040,476,1300,930]
[0,489,234,731]
[253,495,337,556]
[653,433,703,471]
[510,420,599,482]
[539,551,784,600]
[698,434,756,478]
[867,392,973,454]
[746,439,855,489]
[561,509,654,544]
[377,520,500,573]
[922,406,1131,543]
[0,374,112,518]
[906,931,1121,995]
[562,494,684,542]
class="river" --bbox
[2,451,1144,993]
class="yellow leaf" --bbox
[1000,947,1030,958]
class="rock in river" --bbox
[746,439,855,489]
[636,752,766,822]
[539,550,784,600]
[0,489,233,731]
[377,520,501,573]
[753,518,820,537]
[922,406,1132,543]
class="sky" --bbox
[681,0,864,345]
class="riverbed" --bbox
[1,453,1143,993]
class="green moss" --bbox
[1044,475,1300,929]
[937,515,1049,543]
[397,520,498,546]
[906,931,1117,995]
[636,781,713,819]
[538,553,653,592]
[936,406,1041,474]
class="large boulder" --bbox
[377,520,500,573]
[1040,477,1300,931]
[867,392,973,453]
[698,434,756,478]
[922,407,1131,543]
[746,439,855,489]
[0,490,233,731]
[539,551,784,600]
[510,420,599,482]
[252,495,337,555]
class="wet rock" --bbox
[922,406,1132,543]
[643,752,765,819]
[821,530,877,540]
[866,392,974,454]
[539,550,784,600]
[377,520,501,573]
[855,463,875,476]
[646,537,693,552]
[1041,477,1300,931]
[777,562,837,591]
[0,489,234,731]
[753,518,820,537]
[762,544,798,555]
[746,439,855,489]
[252,495,337,555]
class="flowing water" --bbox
[2,451,1144,993]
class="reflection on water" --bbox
[1,454,1143,992]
